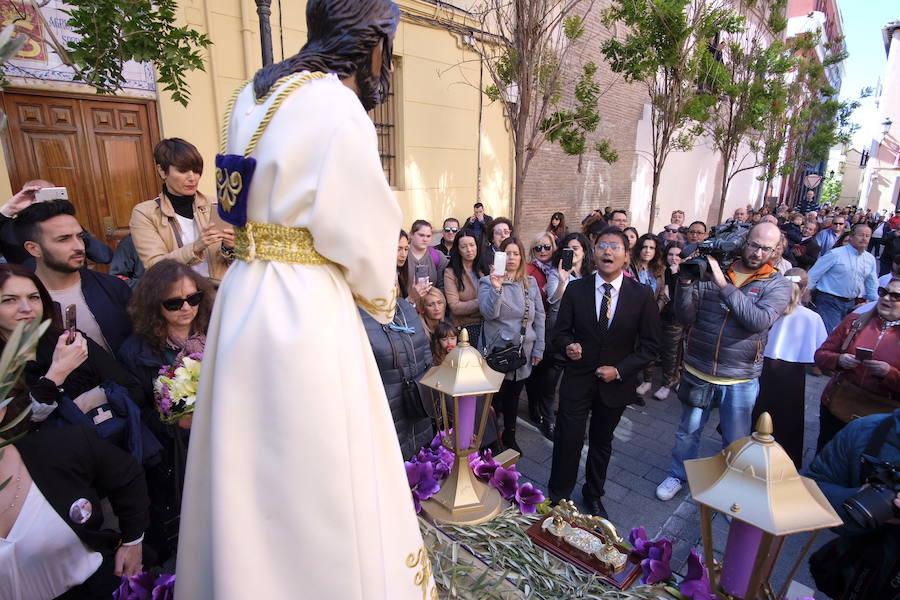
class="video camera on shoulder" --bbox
[842,456,900,529]
[679,221,751,281]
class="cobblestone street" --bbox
[514,373,832,598]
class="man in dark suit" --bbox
[549,226,662,518]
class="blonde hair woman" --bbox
[478,237,545,453]
[416,286,448,338]
[752,268,826,467]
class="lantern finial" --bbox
[459,327,470,346]
[752,412,774,443]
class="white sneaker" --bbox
[656,477,683,501]
[653,386,670,401]
[636,382,652,396]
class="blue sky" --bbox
[837,0,898,147]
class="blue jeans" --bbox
[667,372,759,482]
[812,290,855,334]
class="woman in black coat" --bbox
[2,388,149,599]
[117,259,214,566]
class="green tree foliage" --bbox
[820,172,841,206]
[472,3,616,226]
[698,0,793,222]
[61,0,211,105]
[600,0,743,231]
[4,0,210,106]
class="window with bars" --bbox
[368,63,400,188]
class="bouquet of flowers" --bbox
[154,351,202,424]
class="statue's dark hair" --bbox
[253,0,400,110]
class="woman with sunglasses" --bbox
[117,259,214,565]
[546,212,568,244]
[524,232,555,429]
[814,277,900,451]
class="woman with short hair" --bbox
[130,138,234,284]
[416,287,448,338]
[479,237,545,453]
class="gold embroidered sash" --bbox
[234,221,331,265]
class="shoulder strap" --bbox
[429,247,441,270]
[518,279,530,345]
[155,197,183,248]
[863,414,894,457]
[840,310,876,353]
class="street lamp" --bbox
[417,329,507,525]
[881,117,893,138]
[684,413,842,600]
[255,0,274,66]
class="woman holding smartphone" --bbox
[444,232,487,343]
[478,237,545,454]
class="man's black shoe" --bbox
[585,498,609,520]
[540,421,555,441]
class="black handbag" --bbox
[384,316,434,420]
[485,280,530,374]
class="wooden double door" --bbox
[2,89,161,246]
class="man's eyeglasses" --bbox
[877,287,900,302]
[443,227,459,233]
[833,221,846,226]
[747,241,776,254]
[162,291,204,312]
[533,244,552,252]
[596,241,622,251]
[664,227,679,233]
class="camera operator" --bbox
[806,409,900,600]
[655,222,792,502]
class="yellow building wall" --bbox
[156,0,512,229]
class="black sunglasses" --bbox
[162,291,204,312]
[664,227,679,233]
[444,226,459,232]
[877,287,900,302]
[533,244,552,252]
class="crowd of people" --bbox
[0,131,897,598]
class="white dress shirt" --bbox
[595,272,625,324]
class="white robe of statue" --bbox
[176,72,435,600]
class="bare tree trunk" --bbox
[648,169,661,233]
[716,149,733,225]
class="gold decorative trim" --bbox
[218,81,248,154]
[405,547,437,600]
[245,71,328,156]
[215,167,243,212]
[354,286,398,322]
[234,222,331,265]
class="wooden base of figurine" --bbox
[525,514,642,589]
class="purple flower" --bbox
[515,482,545,514]
[469,450,500,480]
[679,548,714,600]
[640,538,673,585]
[152,574,176,600]
[628,526,651,560]
[488,465,520,500]
[405,460,440,513]
[430,429,449,449]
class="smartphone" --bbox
[64,304,76,344]
[493,251,507,275]
[35,187,68,202]
[561,248,574,271]
[415,263,430,286]
[856,347,874,361]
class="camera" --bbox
[842,458,900,529]
[679,221,751,281]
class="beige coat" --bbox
[444,267,481,326]
[129,191,232,282]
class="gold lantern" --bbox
[684,412,843,600]
[417,328,506,524]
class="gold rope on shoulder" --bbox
[218,81,249,155]
[244,71,327,157]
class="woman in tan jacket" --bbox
[443,231,487,343]
[130,138,234,284]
